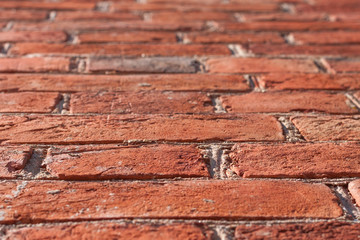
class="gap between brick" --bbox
[332,185,360,220]
[210,95,227,114]
[23,148,49,178]
[278,116,305,142]
[345,93,360,111]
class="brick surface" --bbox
[0,92,60,113]
[0,114,284,144]
[56,11,141,21]
[0,1,95,10]
[291,116,360,141]
[152,11,234,22]
[229,142,360,178]
[220,92,357,114]
[235,222,360,240]
[293,31,360,45]
[0,10,47,20]
[349,179,360,207]
[207,58,318,74]
[70,92,213,114]
[0,146,32,179]
[0,31,67,43]
[78,31,176,43]
[4,223,212,240]
[0,58,70,73]
[327,60,360,73]
[0,180,341,223]
[44,144,210,180]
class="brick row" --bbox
[0,58,70,73]
[0,31,67,43]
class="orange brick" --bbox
[78,31,176,43]
[349,179,360,207]
[0,146,32,179]
[293,31,360,45]
[0,10,47,20]
[0,58,70,73]
[0,1,95,10]
[56,11,141,21]
[0,31,67,43]
[328,60,360,73]
[151,11,234,22]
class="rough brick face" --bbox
[0,31,67,43]
[0,146,32,179]
[78,31,176,43]
[0,58,70,73]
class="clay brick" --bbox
[9,43,230,57]
[291,116,360,141]
[184,32,284,44]
[229,142,360,178]
[296,0,360,13]
[0,31,67,43]
[0,92,60,113]
[0,58,70,73]
[206,58,318,74]
[44,144,210,180]
[0,74,250,92]
[0,146,32,179]
[354,91,360,101]
[56,11,141,21]
[221,91,357,114]
[258,73,360,90]
[0,10,47,20]
[349,179,360,207]
[0,114,284,144]
[235,222,360,240]
[327,60,360,73]
[78,31,176,43]
[0,180,341,223]
[293,31,360,45]
[88,57,201,73]
[0,1,95,10]
[70,92,213,114]
[151,11,234,22]
[241,12,326,22]
[4,223,212,240]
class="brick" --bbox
[0,31,67,43]
[151,11,234,22]
[56,11,141,21]
[291,116,360,141]
[70,92,213,114]
[296,1,360,13]
[0,1,95,10]
[206,58,318,74]
[327,60,360,73]
[354,91,360,101]
[0,58,70,73]
[44,144,210,180]
[78,31,176,43]
[0,146,32,179]
[221,91,357,114]
[0,92,60,113]
[0,74,250,92]
[184,32,284,44]
[235,222,360,240]
[257,73,360,90]
[0,180,341,223]
[4,223,212,240]
[9,43,230,57]
[0,10,47,20]
[229,142,360,178]
[349,179,360,207]
[241,12,326,22]
[88,57,201,73]
[0,114,284,144]
[293,31,360,45]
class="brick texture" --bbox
[0,146,32,179]
[0,58,70,73]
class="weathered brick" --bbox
[0,180,341,223]
[207,58,318,73]
[291,116,360,141]
[0,10,47,20]
[44,144,210,180]
[0,92,60,113]
[151,11,234,22]
[257,73,360,90]
[70,92,213,114]
[0,74,250,92]
[0,146,32,179]
[56,11,141,21]
[229,142,360,178]
[0,114,284,144]
[88,57,201,73]
[293,31,360,45]
[327,60,360,73]
[9,43,230,56]
[0,58,70,73]
[0,31,67,43]
[349,179,360,207]
[78,31,176,43]
[241,12,326,22]
[4,223,212,240]
[296,0,360,13]
[221,92,357,114]
[354,91,360,101]
[0,1,95,10]
[235,222,360,240]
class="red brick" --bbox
[229,142,360,178]
[293,31,360,45]
[291,116,360,141]
[151,11,235,22]
[327,60,360,73]
[0,180,341,223]
[221,92,357,114]
[0,74,250,92]
[0,1,95,10]
[0,146,32,179]
[184,32,284,44]
[0,10,47,20]
[206,58,318,74]
[70,92,213,114]
[354,91,360,101]
[56,11,141,21]
[78,31,176,43]
[0,31,67,43]
[4,223,212,240]
[0,114,284,144]
[349,179,360,207]
[241,12,326,22]
[44,144,210,180]
[296,0,360,13]
[0,92,60,113]
[0,58,70,73]
[257,73,360,91]
[9,43,230,57]
[235,222,360,240]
